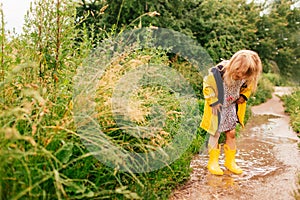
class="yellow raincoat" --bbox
[200,66,252,135]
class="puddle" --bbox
[170,87,300,200]
[189,138,282,187]
[241,114,299,145]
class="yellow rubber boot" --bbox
[207,145,224,175]
[224,144,243,174]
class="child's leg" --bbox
[207,132,223,175]
[208,132,221,148]
[225,129,236,149]
[224,129,243,174]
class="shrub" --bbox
[281,89,300,133]
[263,73,285,86]
[247,74,274,106]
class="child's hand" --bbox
[211,103,222,115]
[236,96,246,104]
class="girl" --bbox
[200,50,262,175]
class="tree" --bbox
[255,0,300,79]
[75,0,200,41]
[75,0,299,80]
[188,0,262,62]
[75,0,263,62]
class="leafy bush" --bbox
[263,73,285,86]
[247,74,274,106]
[281,89,300,133]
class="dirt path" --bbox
[170,87,300,200]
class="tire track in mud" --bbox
[170,87,300,200]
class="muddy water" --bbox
[170,87,300,200]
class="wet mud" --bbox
[170,87,300,200]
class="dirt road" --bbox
[170,87,300,200]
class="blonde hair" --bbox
[222,50,262,92]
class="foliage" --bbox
[190,0,261,61]
[75,0,197,40]
[0,1,205,199]
[281,89,300,133]
[247,74,274,106]
[263,73,286,86]
[22,0,81,86]
[0,48,204,199]
[76,0,300,82]
[171,60,204,99]
[255,0,300,80]
[75,0,262,61]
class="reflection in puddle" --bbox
[206,174,235,188]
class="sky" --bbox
[0,0,33,34]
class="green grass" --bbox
[281,89,300,133]
[0,45,205,199]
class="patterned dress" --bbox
[217,79,245,133]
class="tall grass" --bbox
[0,47,205,200]
[0,1,206,199]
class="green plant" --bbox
[281,89,300,133]
[263,73,285,86]
[0,1,206,199]
[248,74,274,106]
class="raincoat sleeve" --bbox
[203,74,218,106]
[237,83,252,127]
[200,72,219,135]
